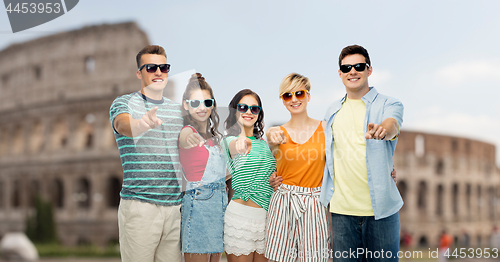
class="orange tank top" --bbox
[275,123,325,188]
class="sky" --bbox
[1,0,500,166]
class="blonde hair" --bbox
[278,73,311,98]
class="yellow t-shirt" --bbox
[330,98,374,216]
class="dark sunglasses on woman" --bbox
[185,99,214,108]
[237,103,261,115]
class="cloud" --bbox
[405,108,500,166]
[370,69,392,87]
[435,60,500,86]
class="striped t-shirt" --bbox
[109,92,183,206]
[222,136,276,211]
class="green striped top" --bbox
[222,136,276,211]
[109,92,183,206]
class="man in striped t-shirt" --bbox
[110,45,183,262]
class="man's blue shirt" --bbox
[319,87,404,220]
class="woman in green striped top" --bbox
[222,89,276,262]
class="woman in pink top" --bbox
[179,73,227,262]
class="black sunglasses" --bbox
[237,103,261,115]
[185,99,214,108]
[138,63,171,73]
[339,63,369,73]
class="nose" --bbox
[291,93,299,102]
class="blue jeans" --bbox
[331,212,400,262]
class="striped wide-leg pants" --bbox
[265,184,330,262]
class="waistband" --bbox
[276,184,321,219]
[184,178,226,194]
[225,201,267,220]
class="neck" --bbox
[240,125,254,137]
[288,110,311,127]
[197,121,208,134]
[141,88,163,100]
[346,85,369,99]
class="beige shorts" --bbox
[118,199,181,262]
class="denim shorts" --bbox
[181,180,228,254]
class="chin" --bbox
[146,83,167,91]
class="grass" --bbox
[34,243,120,258]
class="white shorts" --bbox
[223,201,267,256]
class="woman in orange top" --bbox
[264,73,330,262]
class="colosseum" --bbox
[396,131,500,248]
[0,22,499,248]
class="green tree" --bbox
[26,195,58,243]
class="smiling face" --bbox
[183,89,213,123]
[237,95,259,132]
[136,54,168,92]
[282,86,310,114]
[338,54,372,98]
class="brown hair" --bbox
[224,89,265,139]
[182,73,222,142]
[338,45,371,67]
[136,45,167,68]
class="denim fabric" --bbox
[181,178,227,253]
[185,144,226,191]
[320,87,404,219]
[331,212,400,262]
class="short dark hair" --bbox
[224,89,265,139]
[338,45,371,67]
[136,45,167,68]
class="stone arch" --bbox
[76,114,95,150]
[30,121,44,153]
[51,118,68,150]
[418,236,428,247]
[75,178,91,209]
[397,180,407,208]
[466,184,471,216]
[452,183,459,216]
[0,128,9,156]
[488,186,495,220]
[0,180,4,208]
[417,181,427,211]
[435,159,444,175]
[12,179,21,208]
[436,184,444,217]
[415,135,425,157]
[477,185,482,218]
[28,180,40,208]
[12,125,24,155]
[50,179,64,209]
[107,176,121,208]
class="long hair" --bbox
[224,89,265,139]
[181,73,222,142]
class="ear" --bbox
[338,69,342,78]
[136,70,142,80]
[183,101,189,111]
[307,92,311,102]
[367,65,373,77]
